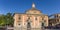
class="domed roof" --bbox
[26,3,42,14]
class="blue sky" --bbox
[0,0,60,15]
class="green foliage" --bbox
[0,13,14,26]
[0,15,6,26]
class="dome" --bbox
[26,3,42,14]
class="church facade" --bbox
[13,3,48,30]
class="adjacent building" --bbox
[49,14,60,26]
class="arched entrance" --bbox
[27,22,31,28]
[27,20,31,30]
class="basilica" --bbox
[13,3,48,30]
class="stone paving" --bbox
[0,27,60,30]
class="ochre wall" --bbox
[14,14,48,28]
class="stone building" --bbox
[49,14,60,26]
[13,3,48,30]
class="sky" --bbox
[0,0,60,15]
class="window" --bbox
[56,15,58,18]
[42,18,44,20]
[18,15,21,20]
[35,17,37,20]
[28,17,30,19]
[19,16,21,20]
[19,17,21,19]
[18,24,20,25]
[57,19,59,22]
[44,20,46,22]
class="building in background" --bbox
[13,3,48,30]
[49,14,60,26]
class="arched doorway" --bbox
[27,22,31,28]
[27,20,31,30]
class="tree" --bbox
[6,13,14,26]
[0,15,6,26]
[0,13,14,26]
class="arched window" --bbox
[19,15,21,20]
[35,17,37,20]
[19,17,21,20]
